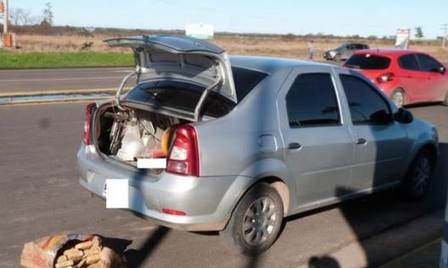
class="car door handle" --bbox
[288,142,302,150]
[355,138,367,145]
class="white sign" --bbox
[185,23,214,39]
[395,28,410,49]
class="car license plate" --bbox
[105,179,129,209]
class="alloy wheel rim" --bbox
[412,157,431,194]
[393,92,404,107]
[242,197,279,246]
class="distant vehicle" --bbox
[344,49,448,107]
[78,36,438,255]
[323,43,369,61]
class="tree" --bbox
[415,27,424,39]
[9,8,40,25]
[41,2,54,26]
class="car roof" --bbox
[229,55,334,73]
[353,48,421,57]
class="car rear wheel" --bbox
[401,150,434,199]
[391,89,405,107]
[221,183,284,255]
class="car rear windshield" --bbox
[345,54,391,70]
[125,67,267,117]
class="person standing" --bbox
[307,40,315,60]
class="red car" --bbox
[344,49,448,107]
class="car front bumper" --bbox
[77,144,253,231]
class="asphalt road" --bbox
[0,67,133,93]
[0,103,447,267]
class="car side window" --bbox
[340,75,392,125]
[417,54,443,72]
[398,54,419,71]
[286,73,340,128]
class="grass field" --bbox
[0,33,447,69]
[0,51,133,69]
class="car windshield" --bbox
[335,43,347,50]
[125,67,267,117]
[345,54,391,70]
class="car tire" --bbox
[400,149,435,199]
[391,89,405,108]
[220,183,284,255]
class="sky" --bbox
[9,0,448,38]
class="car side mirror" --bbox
[370,109,393,125]
[394,108,413,124]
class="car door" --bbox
[342,45,354,60]
[336,71,410,190]
[397,53,427,103]
[278,66,354,206]
[416,53,447,101]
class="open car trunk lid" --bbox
[105,35,237,106]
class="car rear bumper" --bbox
[77,144,253,231]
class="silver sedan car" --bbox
[78,35,438,254]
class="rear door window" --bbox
[398,54,419,71]
[286,73,340,128]
[416,54,443,72]
[345,54,391,70]
[340,75,392,125]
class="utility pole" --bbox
[442,24,448,49]
[1,0,7,34]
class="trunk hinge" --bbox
[194,74,222,122]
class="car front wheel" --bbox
[401,150,434,199]
[221,183,284,255]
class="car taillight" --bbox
[83,102,96,145]
[166,125,199,176]
[162,208,187,216]
[377,72,394,83]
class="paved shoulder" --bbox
[0,67,134,93]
